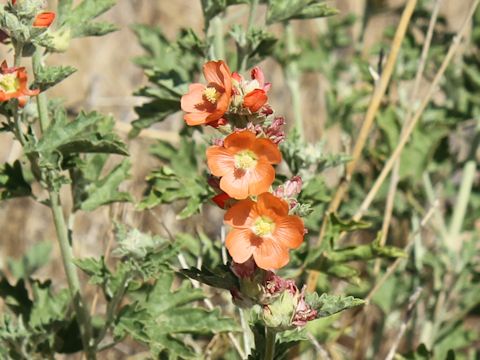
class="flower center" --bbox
[203,87,219,104]
[0,73,19,94]
[234,150,257,170]
[253,216,275,236]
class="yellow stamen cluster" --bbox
[0,73,19,94]
[234,150,257,170]
[203,87,219,104]
[253,216,275,236]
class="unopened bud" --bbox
[262,290,297,331]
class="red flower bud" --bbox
[243,88,267,112]
[33,12,56,28]
[212,192,233,209]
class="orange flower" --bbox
[0,61,39,104]
[33,12,56,28]
[181,60,232,126]
[206,130,281,199]
[224,193,304,270]
[243,88,267,112]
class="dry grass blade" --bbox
[306,0,418,293]
[327,0,418,213]
[375,0,444,274]
[353,0,480,222]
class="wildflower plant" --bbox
[0,0,479,359]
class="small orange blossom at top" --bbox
[33,12,56,28]
[0,61,39,105]
[181,60,232,126]
[206,130,281,199]
[224,193,304,270]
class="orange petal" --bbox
[33,12,56,28]
[252,138,282,164]
[253,238,290,270]
[203,61,231,91]
[220,170,250,199]
[273,216,304,249]
[246,161,275,196]
[256,193,289,217]
[224,198,255,228]
[243,89,267,112]
[211,90,230,117]
[181,83,206,113]
[206,146,235,177]
[226,228,256,263]
[224,130,256,150]
[184,112,210,126]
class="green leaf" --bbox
[7,241,52,279]
[0,161,32,200]
[0,278,32,320]
[266,0,338,24]
[74,257,110,286]
[138,138,212,218]
[57,135,128,157]
[77,159,131,211]
[32,65,77,92]
[306,293,364,317]
[60,0,118,38]
[28,280,70,328]
[201,0,249,22]
[33,110,128,162]
[115,273,239,358]
[324,213,371,248]
[180,265,239,291]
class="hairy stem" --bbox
[264,328,276,360]
[49,190,95,359]
[32,49,50,132]
[285,23,304,140]
[211,16,225,60]
[32,49,95,359]
[94,272,129,348]
[238,0,259,71]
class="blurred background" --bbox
[0,0,477,358]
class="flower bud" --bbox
[262,290,297,331]
[45,27,71,53]
[33,11,55,28]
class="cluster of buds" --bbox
[181,60,305,271]
[230,259,318,331]
[1,0,56,43]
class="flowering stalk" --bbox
[31,47,95,360]
[178,60,358,350]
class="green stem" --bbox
[94,273,129,348]
[238,0,259,72]
[211,16,225,60]
[285,23,304,140]
[12,44,26,146]
[264,328,276,360]
[49,190,95,359]
[448,160,476,251]
[246,0,259,33]
[32,48,95,359]
[13,41,22,67]
[32,49,50,132]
